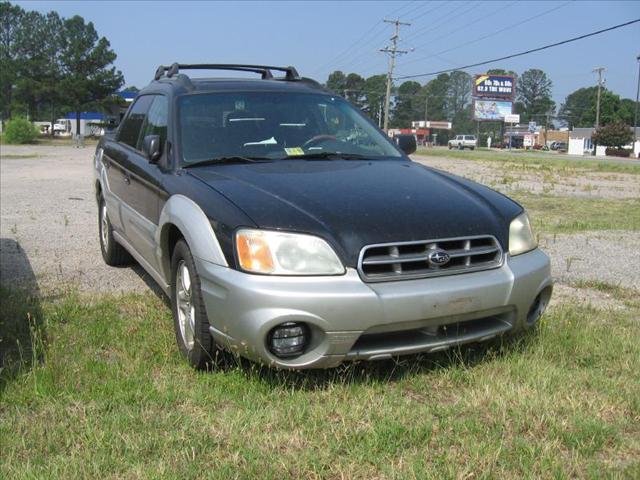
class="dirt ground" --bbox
[1,145,638,311]
[411,154,640,200]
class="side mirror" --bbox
[143,135,161,163]
[395,134,417,155]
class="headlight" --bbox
[509,212,537,256]
[235,229,345,275]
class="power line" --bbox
[311,22,386,74]
[343,1,456,76]
[395,1,438,21]
[406,1,517,53]
[397,0,573,69]
[311,1,416,75]
[402,1,480,43]
[395,18,640,80]
[402,1,449,27]
[385,0,421,18]
[327,1,433,78]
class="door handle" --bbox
[124,175,131,185]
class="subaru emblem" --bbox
[428,249,451,267]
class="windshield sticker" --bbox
[244,136,277,146]
[285,147,305,156]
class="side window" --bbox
[117,95,154,148]
[138,96,168,150]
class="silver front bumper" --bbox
[197,248,552,369]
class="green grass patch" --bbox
[417,148,640,175]
[0,153,39,160]
[511,193,640,234]
[1,289,639,478]
[35,136,99,147]
[0,287,46,393]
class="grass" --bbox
[510,193,640,234]
[416,147,640,175]
[0,133,98,147]
[1,287,639,478]
[0,153,40,160]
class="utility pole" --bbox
[424,95,428,144]
[380,18,411,132]
[544,110,552,147]
[593,67,606,129]
[634,54,640,158]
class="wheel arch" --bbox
[157,194,228,282]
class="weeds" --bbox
[0,290,638,478]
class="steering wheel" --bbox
[302,134,337,148]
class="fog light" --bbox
[268,322,309,358]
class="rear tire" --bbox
[98,196,131,266]
[171,239,219,369]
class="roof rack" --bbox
[154,63,300,82]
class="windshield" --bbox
[178,92,402,164]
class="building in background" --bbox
[568,127,639,156]
[568,128,605,156]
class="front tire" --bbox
[171,239,219,369]
[98,196,131,266]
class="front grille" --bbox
[358,235,503,282]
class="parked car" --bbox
[94,63,552,370]
[448,135,477,150]
[550,141,567,151]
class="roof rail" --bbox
[154,63,300,81]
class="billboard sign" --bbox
[473,99,513,121]
[504,113,520,123]
[473,74,515,99]
[411,120,452,129]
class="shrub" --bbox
[592,122,633,149]
[4,117,39,144]
[605,147,631,158]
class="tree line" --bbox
[326,68,636,136]
[0,1,123,133]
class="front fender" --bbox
[157,194,229,282]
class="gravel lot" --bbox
[1,145,638,308]
[0,144,152,295]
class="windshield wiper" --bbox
[183,156,272,168]
[287,152,370,160]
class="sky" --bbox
[16,0,640,108]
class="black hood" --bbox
[187,159,522,267]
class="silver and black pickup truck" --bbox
[94,63,552,370]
